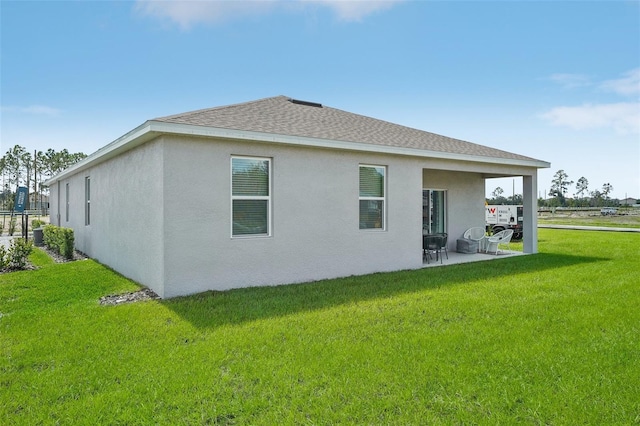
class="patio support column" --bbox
[522,174,538,254]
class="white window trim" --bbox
[65,182,70,223]
[85,176,91,226]
[230,156,272,238]
[359,164,387,231]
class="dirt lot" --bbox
[538,208,640,227]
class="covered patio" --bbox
[422,248,526,268]
[422,167,541,263]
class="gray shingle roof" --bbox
[154,95,541,163]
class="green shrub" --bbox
[9,238,33,269]
[0,238,33,271]
[31,219,45,229]
[62,228,75,259]
[8,218,17,236]
[42,224,75,260]
[0,246,8,270]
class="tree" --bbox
[0,156,8,210]
[602,183,613,200]
[575,177,589,198]
[509,193,523,205]
[1,145,87,212]
[575,177,589,206]
[550,169,573,206]
[590,189,604,207]
[41,148,87,177]
[486,186,510,205]
[1,145,31,211]
[3,145,31,189]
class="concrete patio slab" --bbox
[423,249,525,268]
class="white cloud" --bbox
[542,69,640,134]
[303,0,402,22]
[541,102,640,135]
[1,105,62,116]
[134,0,403,29]
[600,68,640,97]
[134,1,278,29]
[548,73,592,89]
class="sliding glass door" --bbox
[423,189,447,234]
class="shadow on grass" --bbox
[163,252,605,329]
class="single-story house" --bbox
[45,96,550,298]
[620,197,637,206]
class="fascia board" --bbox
[150,121,551,169]
[44,121,158,185]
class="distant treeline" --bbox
[487,169,626,208]
[0,145,87,211]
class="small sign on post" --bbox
[14,186,28,213]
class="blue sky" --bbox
[2,0,639,199]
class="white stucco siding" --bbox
[49,176,84,235]
[160,136,423,296]
[49,140,166,296]
[93,140,165,295]
[47,132,541,298]
[422,169,486,250]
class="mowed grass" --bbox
[1,229,639,425]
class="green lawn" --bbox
[1,229,639,424]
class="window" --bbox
[231,157,271,237]
[85,177,90,226]
[359,165,386,230]
[65,183,69,222]
[423,189,446,234]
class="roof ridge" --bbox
[153,95,289,121]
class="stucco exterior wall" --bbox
[49,134,540,298]
[160,136,424,297]
[422,168,486,248]
[50,140,166,296]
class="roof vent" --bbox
[289,98,323,108]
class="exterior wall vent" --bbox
[289,98,323,108]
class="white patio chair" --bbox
[485,229,514,255]
[463,227,487,252]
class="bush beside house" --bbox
[43,224,75,260]
[0,238,33,271]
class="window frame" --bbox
[359,164,387,231]
[422,189,447,234]
[85,176,91,226]
[230,156,272,238]
[65,182,70,222]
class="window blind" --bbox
[231,157,270,236]
[359,165,386,229]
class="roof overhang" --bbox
[45,121,550,185]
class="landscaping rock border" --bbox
[99,288,161,306]
[40,245,88,263]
